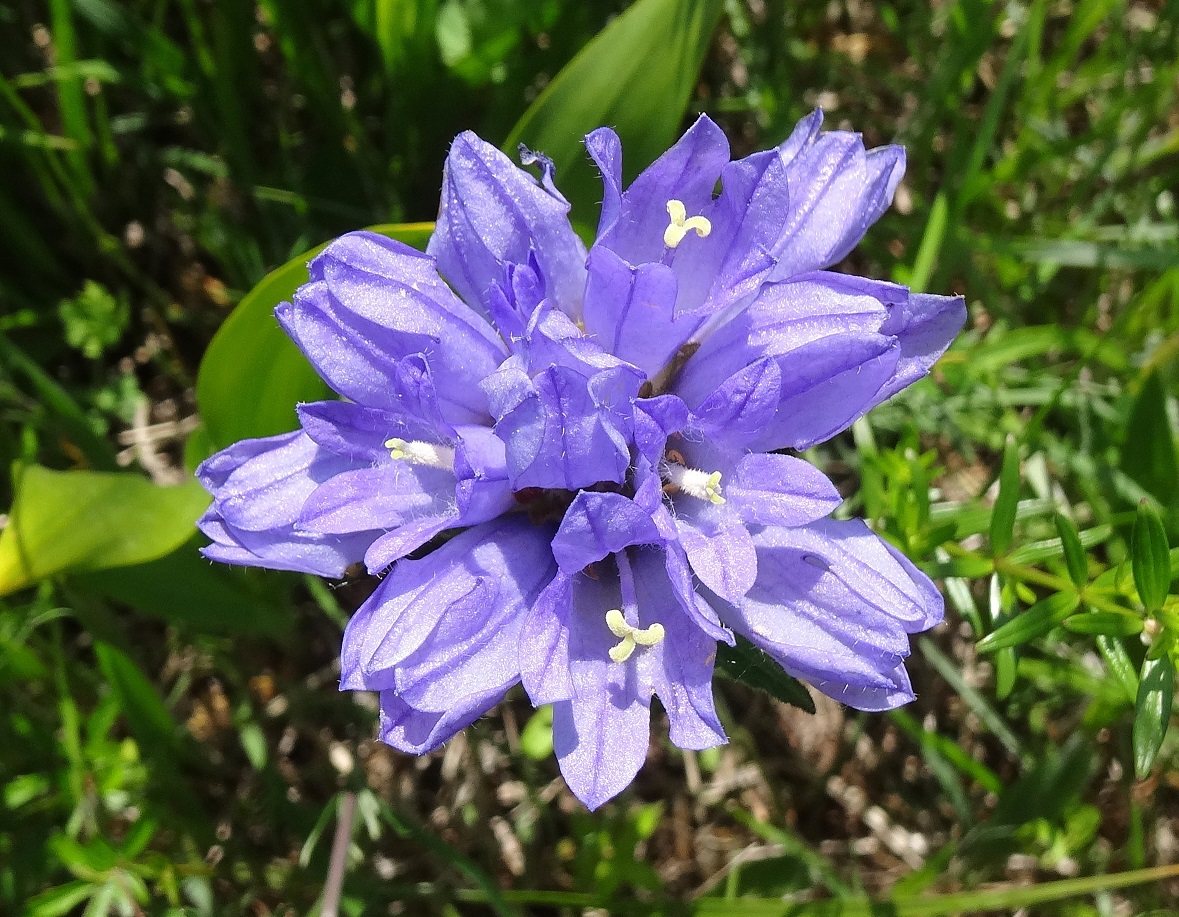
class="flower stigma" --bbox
[663,462,726,504]
[383,437,455,471]
[663,199,712,248]
[605,608,666,663]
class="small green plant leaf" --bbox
[1062,610,1144,637]
[0,464,209,596]
[1133,654,1174,778]
[195,223,434,449]
[990,440,1020,556]
[1096,634,1139,704]
[1054,514,1088,587]
[715,636,816,713]
[520,705,554,761]
[977,591,1081,653]
[1131,500,1171,612]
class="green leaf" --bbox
[94,641,177,759]
[239,722,268,770]
[1096,634,1139,704]
[25,881,95,917]
[715,636,816,714]
[1122,371,1179,518]
[75,539,290,637]
[504,0,724,220]
[0,464,209,596]
[976,591,1081,653]
[519,705,554,761]
[1133,654,1174,778]
[1054,514,1088,587]
[1131,500,1171,612]
[989,440,1021,556]
[1062,610,1144,637]
[195,223,434,449]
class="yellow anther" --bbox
[609,636,636,664]
[383,437,455,471]
[663,199,712,248]
[664,462,726,504]
[605,609,665,663]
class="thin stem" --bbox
[320,791,357,917]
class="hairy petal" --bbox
[727,453,843,527]
[428,132,587,317]
[767,112,906,279]
[717,518,941,711]
[588,116,730,265]
[341,519,556,709]
[196,431,379,576]
[581,247,691,376]
[377,686,507,755]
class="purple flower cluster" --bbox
[198,112,965,809]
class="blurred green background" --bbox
[1,0,1178,914]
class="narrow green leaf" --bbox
[239,722,268,770]
[977,591,1081,653]
[94,642,177,759]
[1122,372,1179,517]
[1054,514,1088,587]
[504,0,724,219]
[1133,654,1174,778]
[195,223,434,448]
[1131,500,1171,612]
[687,863,1179,916]
[990,441,1020,556]
[908,192,947,294]
[1096,634,1139,704]
[0,465,209,596]
[715,636,816,714]
[25,881,95,917]
[1062,611,1144,637]
[921,637,1025,760]
[995,647,1017,700]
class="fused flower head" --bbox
[197,111,965,809]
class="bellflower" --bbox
[197,110,966,809]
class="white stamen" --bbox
[664,462,726,504]
[383,437,455,471]
[605,608,665,663]
[663,198,712,248]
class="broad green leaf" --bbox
[195,223,434,449]
[1122,371,1179,520]
[1133,654,1174,778]
[1131,500,1171,612]
[989,440,1020,556]
[1054,513,1088,587]
[0,464,209,596]
[75,539,290,637]
[715,636,816,714]
[976,591,1080,653]
[504,0,724,219]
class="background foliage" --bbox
[1,0,1178,914]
